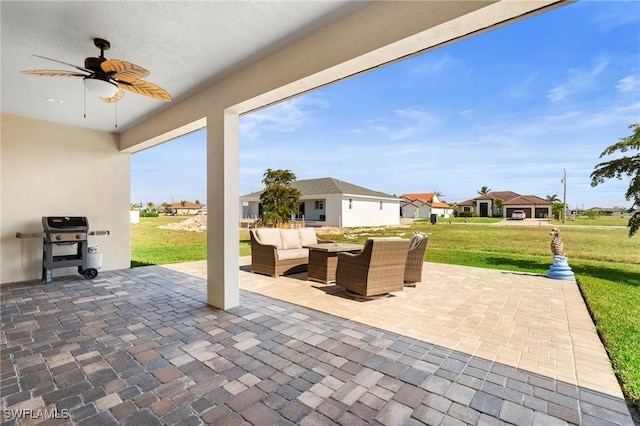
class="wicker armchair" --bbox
[335,238,410,299]
[404,233,429,286]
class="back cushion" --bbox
[255,229,283,249]
[280,229,302,249]
[297,228,318,246]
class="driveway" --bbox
[495,218,553,227]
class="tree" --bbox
[590,123,640,237]
[477,186,491,195]
[546,194,560,202]
[494,197,503,217]
[552,201,566,221]
[259,169,301,226]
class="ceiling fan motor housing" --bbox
[84,57,108,74]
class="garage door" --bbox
[535,208,549,219]
[506,208,532,218]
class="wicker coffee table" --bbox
[306,243,363,284]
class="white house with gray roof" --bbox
[240,177,400,227]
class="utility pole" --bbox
[562,169,567,224]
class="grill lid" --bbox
[42,216,89,232]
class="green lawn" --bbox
[131,217,640,408]
[551,214,633,227]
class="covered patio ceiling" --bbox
[1,1,369,132]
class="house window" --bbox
[380,201,383,210]
[349,199,352,209]
[314,200,323,210]
[463,206,471,212]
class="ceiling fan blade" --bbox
[101,59,150,81]
[118,79,172,102]
[101,88,125,103]
[32,54,92,74]
[21,70,87,77]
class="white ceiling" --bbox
[1,1,368,132]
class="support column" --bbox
[206,109,240,309]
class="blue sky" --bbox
[132,1,640,210]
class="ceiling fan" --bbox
[21,38,171,103]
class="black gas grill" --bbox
[40,216,107,283]
[43,216,89,243]
[15,216,109,283]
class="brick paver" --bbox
[0,262,635,425]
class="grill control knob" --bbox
[76,234,82,240]
[55,234,63,241]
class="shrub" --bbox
[140,212,159,217]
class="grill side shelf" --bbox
[16,232,44,239]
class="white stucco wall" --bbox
[1,113,131,284]
[340,197,399,228]
[402,204,420,218]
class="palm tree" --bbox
[546,194,560,202]
[477,186,491,195]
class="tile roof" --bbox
[430,201,451,208]
[503,195,552,205]
[241,177,397,200]
[458,191,520,205]
[402,193,451,209]
[168,201,204,209]
[457,191,551,206]
[403,193,436,203]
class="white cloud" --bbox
[547,59,609,102]
[364,107,440,141]
[239,95,328,140]
[616,75,640,92]
[588,1,640,32]
[409,54,454,75]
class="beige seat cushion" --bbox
[277,248,308,260]
[280,229,303,249]
[297,228,318,246]
[255,229,283,249]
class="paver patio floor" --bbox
[1,258,634,425]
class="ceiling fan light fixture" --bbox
[84,77,118,98]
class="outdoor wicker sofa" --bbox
[335,238,410,299]
[249,227,333,277]
[404,233,428,286]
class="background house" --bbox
[240,177,400,228]
[401,193,453,219]
[166,201,205,215]
[587,207,626,216]
[457,191,552,219]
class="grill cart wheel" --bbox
[83,268,98,279]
